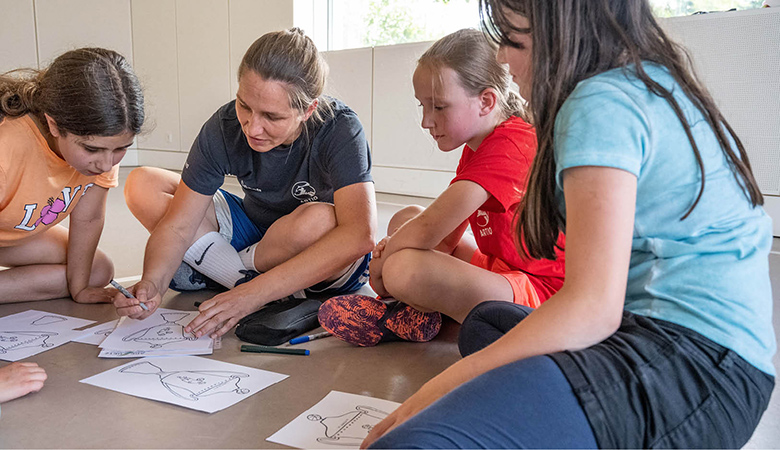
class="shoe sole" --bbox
[318,294,441,347]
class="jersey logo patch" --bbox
[292,181,319,203]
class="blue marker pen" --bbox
[110,280,149,311]
[289,331,332,345]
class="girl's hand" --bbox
[184,287,259,339]
[372,237,389,259]
[0,362,47,403]
[368,253,390,298]
[72,286,117,304]
[113,280,160,319]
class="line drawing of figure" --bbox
[119,361,250,401]
[122,313,198,348]
[31,315,67,326]
[307,405,389,446]
[0,331,58,354]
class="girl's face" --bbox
[235,70,315,153]
[45,115,134,176]
[496,10,533,102]
[413,65,485,152]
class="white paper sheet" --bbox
[0,310,96,361]
[73,320,119,345]
[98,346,212,358]
[99,308,212,353]
[267,391,401,448]
[81,356,288,413]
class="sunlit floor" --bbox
[1,167,777,448]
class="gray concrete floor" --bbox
[0,167,778,447]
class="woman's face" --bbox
[235,70,314,153]
[45,115,134,176]
[496,10,533,102]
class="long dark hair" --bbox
[0,47,144,136]
[480,0,763,260]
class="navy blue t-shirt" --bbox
[182,97,373,230]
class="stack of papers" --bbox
[94,308,214,358]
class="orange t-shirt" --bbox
[0,115,119,246]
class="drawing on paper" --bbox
[119,361,250,401]
[31,315,67,326]
[307,405,389,446]
[122,313,198,348]
[0,331,57,354]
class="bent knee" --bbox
[289,202,337,238]
[124,167,176,209]
[89,250,114,287]
[387,205,425,234]
[382,249,428,294]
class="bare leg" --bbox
[381,248,513,323]
[252,202,347,281]
[0,225,114,303]
[124,166,218,239]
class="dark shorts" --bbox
[458,301,775,449]
[550,311,775,448]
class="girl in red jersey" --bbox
[319,28,565,347]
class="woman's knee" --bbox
[287,202,337,242]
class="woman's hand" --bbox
[113,279,161,319]
[0,362,47,403]
[184,286,259,338]
[72,286,117,304]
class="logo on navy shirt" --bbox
[292,181,318,203]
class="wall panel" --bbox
[322,47,373,148]
[0,0,38,72]
[131,0,180,152]
[228,0,294,96]
[175,0,231,153]
[35,0,133,65]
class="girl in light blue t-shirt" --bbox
[364,1,776,448]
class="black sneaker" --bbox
[169,262,224,291]
[234,269,260,287]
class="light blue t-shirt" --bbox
[554,64,776,376]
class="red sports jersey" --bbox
[451,116,565,301]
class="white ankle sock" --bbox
[238,243,258,271]
[183,232,251,289]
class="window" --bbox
[325,0,479,51]
[306,0,766,52]
[650,0,764,17]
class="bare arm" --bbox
[114,180,213,318]
[66,185,113,303]
[185,181,378,338]
[362,166,637,447]
[370,180,488,296]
